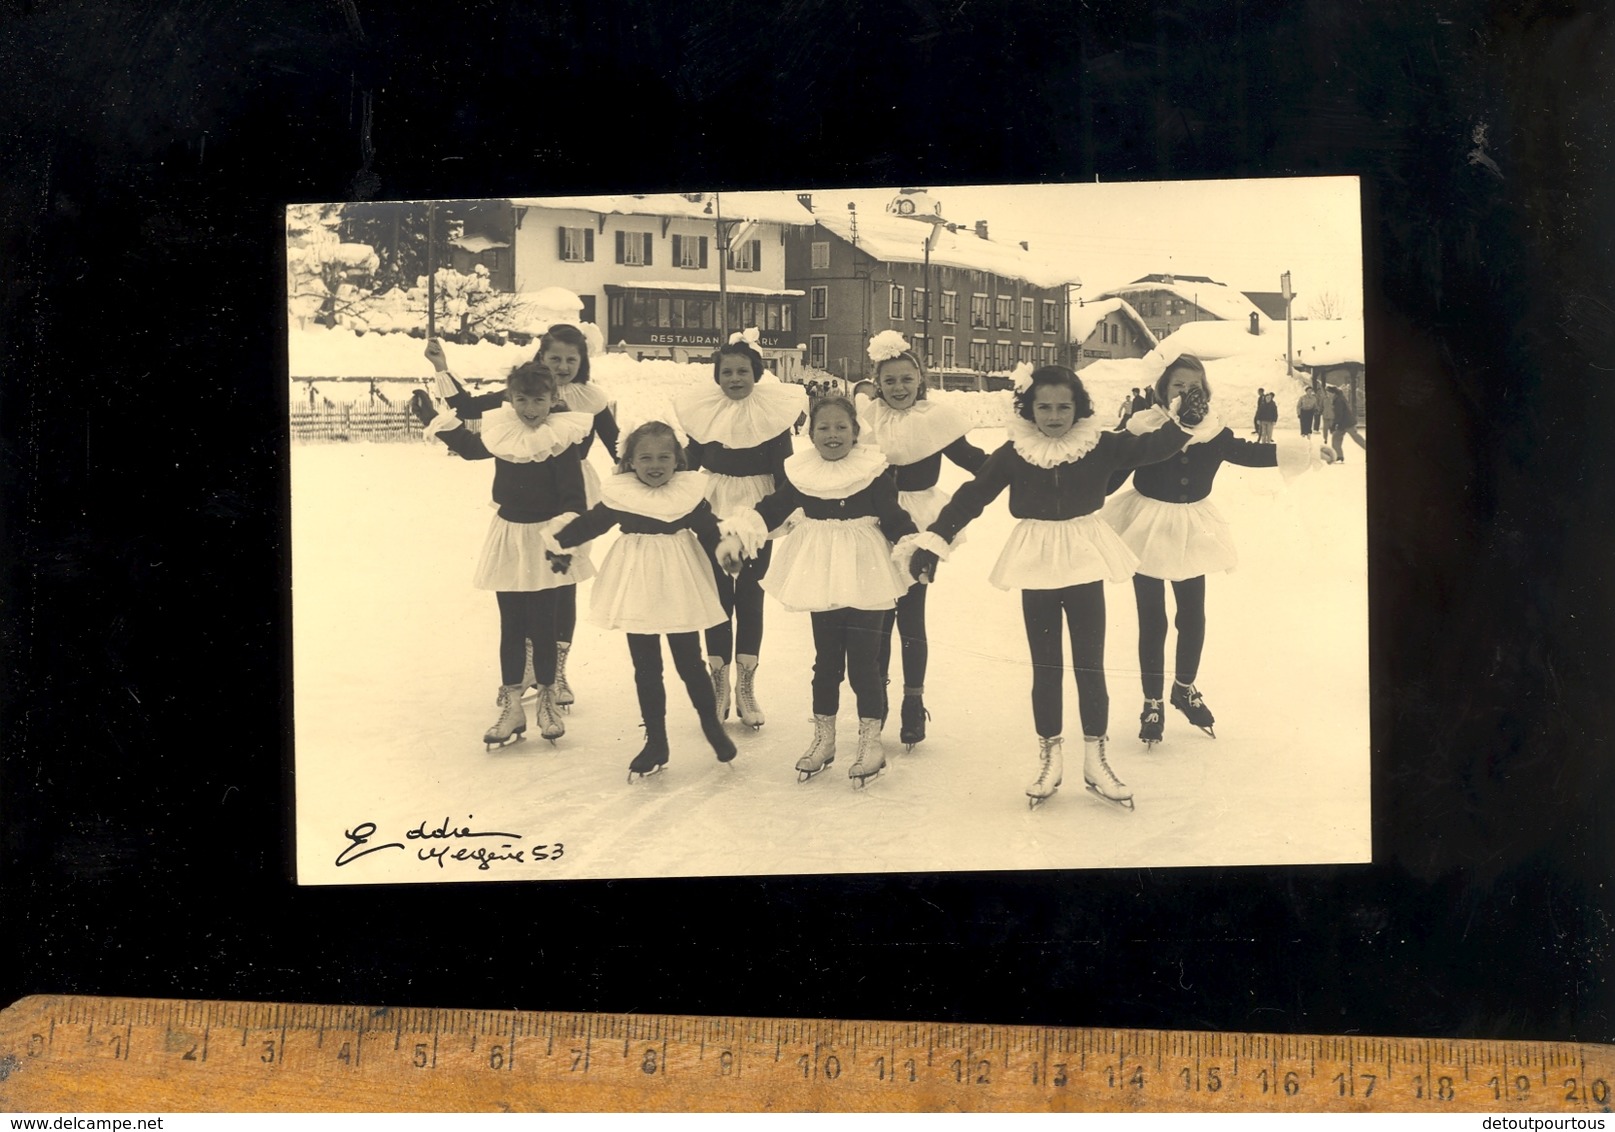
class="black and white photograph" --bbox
[290,178,1370,885]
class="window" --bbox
[558,227,594,263]
[942,291,958,324]
[1043,344,1059,365]
[913,288,929,322]
[941,336,955,368]
[970,293,988,328]
[616,231,653,266]
[910,334,927,364]
[608,293,626,329]
[995,296,1014,331]
[809,286,828,320]
[728,239,762,272]
[890,284,905,320]
[1018,343,1034,363]
[1041,299,1058,332]
[809,334,827,367]
[671,234,709,270]
[782,303,794,332]
[1021,297,1034,331]
[811,241,830,269]
[969,340,988,370]
[994,341,1011,370]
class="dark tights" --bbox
[876,581,929,690]
[705,540,771,663]
[810,607,887,719]
[625,632,717,734]
[555,584,577,644]
[1021,582,1109,739]
[495,590,559,687]
[1132,574,1207,700]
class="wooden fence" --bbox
[290,402,419,442]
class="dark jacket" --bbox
[434,425,588,523]
[685,431,794,487]
[554,498,721,555]
[888,436,990,492]
[1110,427,1278,503]
[753,474,917,545]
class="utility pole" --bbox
[1281,270,1293,382]
[426,202,438,340]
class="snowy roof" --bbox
[1095,277,1270,325]
[811,210,1078,291]
[604,280,805,297]
[1146,317,1364,368]
[1292,320,1365,367]
[450,235,510,254]
[1069,296,1157,346]
[510,191,815,228]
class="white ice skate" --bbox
[848,718,886,788]
[734,655,765,729]
[484,684,527,750]
[1026,736,1063,809]
[1082,735,1134,811]
[532,685,566,743]
[552,641,576,710]
[520,640,538,701]
[796,714,837,782]
[709,658,732,722]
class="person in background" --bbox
[1297,386,1319,439]
[1326,384,1366,462]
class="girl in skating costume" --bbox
[1103,354,1323,746]
[546,421,736,780]
[408,362,593,748]
[425,326,617,711]
[856,330,988,749]
[672,333,808,730]
[905,365,1206,810]
[716,395,918,786]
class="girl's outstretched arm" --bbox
[927,442,1015,544]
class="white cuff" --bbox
[910,529,955,561]
[1275,437,1319,482]
[1124,406,1173,435]
[433,370,465,399]
[423,408,464,438]
[719,510,770,558]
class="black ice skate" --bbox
[1170,682,1216,737]
[899,691,929,751]
[699,710,738,764]
[628,728,670,783]
[1082,736,1135,811]
[1138,698,1164,747]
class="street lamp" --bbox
[708,192,744,343]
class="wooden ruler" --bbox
[2,995,1611,1112]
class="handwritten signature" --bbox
[335,817,565,871]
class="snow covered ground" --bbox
[292,407,1369,885]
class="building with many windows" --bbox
[784,189,1079,385]
[451,192,816,376]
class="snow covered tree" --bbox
[403,265,541,341]
[286,203,381,329]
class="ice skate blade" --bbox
[627,765,666,783]
[849,765,884,789]
[1084,780,1136,811]
[1026,790,1058,810]
[796,759,834,783]
[485,731,526,751]
[1198,726,1215,738]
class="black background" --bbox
[2,0,1611,1043]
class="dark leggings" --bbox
[625,631,717,731]
[876,581,929,690]
[810,607,887,719]
[1021,582,1109,739]
[705,540,771,663]
[1132,574,1207,700]
[495,590,559,687]
[555,584,577,644]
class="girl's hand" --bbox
[546,550,573,575]
[408,389,438,426]
[909,547,940,584]
[424,338,448,372]
[716,536,745,576]
[1176,384,1208,426]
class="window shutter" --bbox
[615,231,625,264]
[584,228,594,262]
[643,233,653,266]
[671,234,682,264]
[750,239,761,271]
[558,226,569,259]
[699,236,708,269]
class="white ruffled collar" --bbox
[860,397,972,466]
[782,441,888,499]
[598,469,708,521]
[1006,415,1107,468]
[674,377,807,447]
[558,379,609,416]
[1130,405,1226,448]
[479,407,594,463]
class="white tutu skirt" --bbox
[1102,488,1238,580]
[898,485,950,532]
[989,515,1140,591]
[589,531,726,634]
[705,472,777,520]
[473,514,596,592]
[764,516,910,613]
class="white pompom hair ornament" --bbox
[728,327,762,349]
[866,329,911,364]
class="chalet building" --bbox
[1242,291,1294,322]
[1095,274,1272,341]
[1069,297,1157,369]
[784,188,1079,384]
[451,192,816,376]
